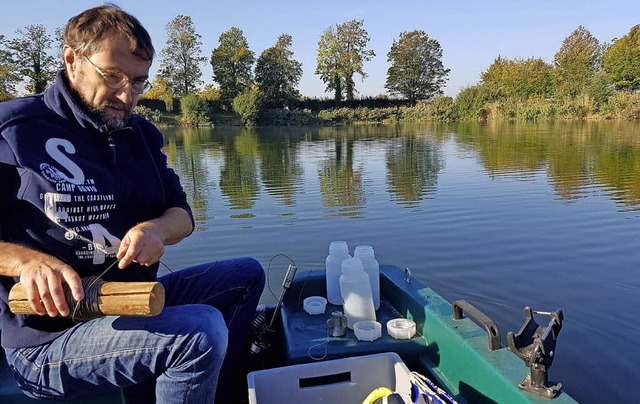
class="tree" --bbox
[315,25,343,103]
[553,26,603,97]
[481,56,553,98]
[316,20,375,103]
[385,30,450,102]
[211,27,255,108]
[8,24,57,94]
[255,34,303,108]
[603,24,640,91]
[158,15,206,97]
[53,27,65,70]
[0,35,20,100]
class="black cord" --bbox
[265,253,296,301]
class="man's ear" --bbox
[63,45,79,80]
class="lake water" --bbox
[159,121,640,404]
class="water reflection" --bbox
[162,120,640,223]
[453,120,640,210]
[257,127,304,207]
[386,134,444,206]
[318,136,366,218]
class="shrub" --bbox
[259,108,319,125]
[180,94,211,126]
[454,85,505,120]
[233,87,264,126]
[134,105,163,124]
[430,96,455,121]
[601,91,640,119]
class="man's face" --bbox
[64,34,152,130]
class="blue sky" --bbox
[2,0,639,98]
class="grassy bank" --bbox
[135,91,640,127]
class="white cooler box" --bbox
[247,352,412,404]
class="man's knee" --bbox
[238,257,266,290]
[179,306,228,365]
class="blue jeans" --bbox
[4,257,265,403]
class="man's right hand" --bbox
[0,242,84,317]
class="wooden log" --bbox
[8,281,165,317]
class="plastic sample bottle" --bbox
[339,257,376,329]
[326,241,351,305]
[354,245,380,310]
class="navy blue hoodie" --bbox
[0,71,194,348]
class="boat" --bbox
[0,264,577,403]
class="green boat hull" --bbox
[276,265,577,404]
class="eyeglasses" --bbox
[84,56,152,95]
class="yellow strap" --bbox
[362,386,394,404]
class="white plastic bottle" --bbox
[326,241,351,305]
[354,245,380,310]
[339,257,376,329]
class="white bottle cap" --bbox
[387,318,416,339]
[353,321,382,341]
[303,296,327,315]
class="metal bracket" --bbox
[507,307,564,398]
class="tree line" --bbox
[1,17,640,125]
[0,17,449,108]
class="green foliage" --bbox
[211,27,255,108]
[601,91,640,119]
[313,99,457,124]
[430,96,455,121]
[134,105,163,124]
[142,76,175,112]
[158,15,206,97]
[453,85,502,119]
[385,30,450,102]
[259,108,318,125]
[481,95,602,120]
[198,84,223,112]
[603,25,640,90]
[255,34,303,108]
[317,106,399,124]
[232,87,263,126]
[0,35,20,98]
[316,20,375,103]
[553,26,603,98]
[8,25,57,94]
[198,84,221,102]
[481,56,553,98]
[585,71,613,107]
[180,93,210,126]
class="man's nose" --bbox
[114,83,135,104]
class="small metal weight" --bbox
[326,311,347,337]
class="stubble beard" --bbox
[87,101,133,131]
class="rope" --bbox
[69,276,106,322]
[68,258,119,322]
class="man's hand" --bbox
[116,207,193,270]
[16,254,83,317]
[116,222,165,269]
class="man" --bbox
[0,4,265,402]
